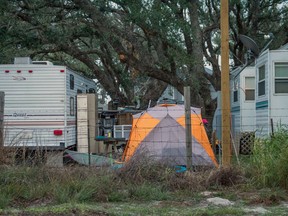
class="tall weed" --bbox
[250,128,288,189]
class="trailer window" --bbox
[77,89,82,94]
[275,63,288,93]
[258,65,265,96]
[245,77,255,101]
[70,74,74,90]
[70,97,75,116]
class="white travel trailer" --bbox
[255,45,288,137]
[0,57,96,149]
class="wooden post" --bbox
[0,92,4,147]
[270,118,274,137]
[211,130,216,155]
[221,0,231,166]
[87,119,91,166]
[184,87,192,170]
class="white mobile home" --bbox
[0,57,96,149]
[212,66,256,153]
[158,67,217,105]
[158,85,183,104]
[255,46,288,137]
[230,66,256,138]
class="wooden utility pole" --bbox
[221,0,231,166]
[0,92,4,147]
[184,87,192,170]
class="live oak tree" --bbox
[1,0,287,119]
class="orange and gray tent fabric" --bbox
[122,104,218,166]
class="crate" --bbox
[116,113,133,125]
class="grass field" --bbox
[1,129,288,215]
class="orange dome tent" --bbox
[122,104,218,167]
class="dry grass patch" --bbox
[237,189,288,206]
[117,153,172,183]
[206,166,246,187]
[166,171,208,192]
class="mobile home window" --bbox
[258,65,265,96]
[275,63,288,93]
[89,88,95,93]
[70,74,74,90]
[245,77,255,101]
[70,97,75,116]
[233,90,238,102]
[232,79,238,102]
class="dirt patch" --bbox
[10,210,109,216]
[11,198,53,209]
[153,200,195,208]
[237,190,286,206]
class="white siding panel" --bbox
[255,108,269,137]
[0,65,66,147]
[241,107,256,132]
[66,125,76,147]
[231,111,241,136]
[3,126,65,147]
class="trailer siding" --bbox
[269,51,288,130]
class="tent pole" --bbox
[184,86,192,171]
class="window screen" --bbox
[275,63,288,93]
[70,97,75,116]
[258,65,265,96]
[245,77,255,100]
[70,74,74,90]
[233,90,238,102]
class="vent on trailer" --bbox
[14,57,32,64]
[13,57,54,66]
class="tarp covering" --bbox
[122,104,218,166]
[64,150,113,166]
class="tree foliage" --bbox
[200,0,288,93]
[0,0,287,114]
